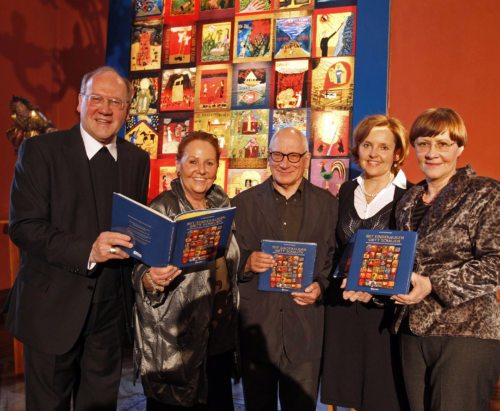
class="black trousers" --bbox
[240,349,320,411]
[23,297,125,411]
[400,331,500,411]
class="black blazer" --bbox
[233,178,338,364]
[5,125,150,355]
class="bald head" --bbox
[269,127,309,153]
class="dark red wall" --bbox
[0,1,109,289]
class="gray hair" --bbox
[269,127,309,152]
[80,66,132,101]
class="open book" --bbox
[258,240,317,293]
[111,193,235,267]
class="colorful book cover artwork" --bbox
[160,67,196,111]
[159,113,193,155]
[227,168,270,197]
[130,25,163,71]
[163,25,196,65]
[274,59,309,109]
[229,109,270,159]
[312,7,356,57]
[276,0,312,10]
[311,109,349,156]
[199,21,232,63]
[231,62,272,109]
[236,0,272,14]
[193,111,231,157]
[233,15,273,62]
[130,76,159,115]
[125,115,160,160]
[134,0,164,21]
[271,108,309,138]
[195,65,232,110]
[309,157,349,196]
[311,57,354,110]
[274,15,312,59]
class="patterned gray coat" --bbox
[132,178,239,406]
[394,165,500,340]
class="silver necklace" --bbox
[360,174,394,199]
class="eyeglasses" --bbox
[81,94,128,110]
[414,139,456,153]
[269,151,308,163]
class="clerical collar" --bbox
[80,124,118,161]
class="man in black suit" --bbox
[232,127,338,411]
[5,66,150,410]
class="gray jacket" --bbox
[132,178,240,406]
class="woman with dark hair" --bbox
[392,108,500,411]
[321,114,410,411]
[132,131,239,411]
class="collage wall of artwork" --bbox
[128,0,357,201]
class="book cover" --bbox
[232,62,272,109]
[274,14,312,59]
[233,15,273,62]
[311,57,355,110]
[125,115,160,159]
[311,109,349,156]
[258,240,317,292]
[198,20,233,63]
[312,6,356,58]
[160,67,196,111]
[111,193,236,268]
[162,25,196,65]
[274,59,309,108]
[345,229,418,296]
[129,76,160,115]
[130,24,163,71]
[309,157,349,196]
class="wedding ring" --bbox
[109,247,117,254]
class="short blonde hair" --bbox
[409,108,467,147]
[351,114,409,172]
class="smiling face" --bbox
[357,126,400,179]
[77,70,129,145]
[177,139,218,203]
[414,130,464,185]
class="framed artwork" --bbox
[159,112,193,156]
[160,67,196,111]
[231,62,272,109]
[271,108,309,138]
[233,14,274,63]
[274,14,312,59]
[149,156,177,201]
[125,114,160,159]
[195,64,232,110]
[310,56,355,109]
[134,0,164,21]
[276,0,312,10]
[193,110,232,157]
[311,109,350,156]
[229,109,270,162]
[227,168,270,198]
[312,6,356,58]
[200,0,235,20]
[198,20,233,63]
[235,0,272,14]
[130,24,163,71]
[162,25,197,65]
[309,157,349,196]
[164,0,200,23]
[274,59,309,108]
[130,76,160,115]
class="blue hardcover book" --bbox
[345,229,417,296]
[258,240,317,292]
[111,193,235,268]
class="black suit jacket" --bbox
[232,178,338,364]
[5,125,150,355]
